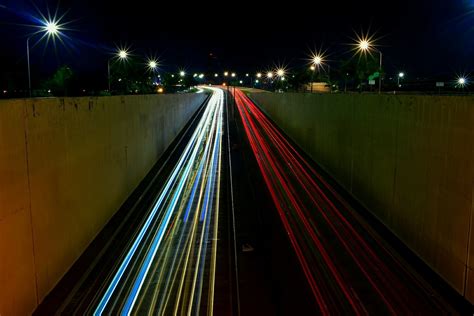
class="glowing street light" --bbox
[397,72,405,87]
[310,65,316,71]
[256,72,262,78]
[359,40,370,51]
[180,71,186,77]
[313,55,323,66]
[276,69,285,78]
[457,77,467,87]
[266,71,273,79]
[44,21,59,36]
[148,60,157,69]
[231,72,236,77]
[214,73,218,77]
[224,71,229,77]
[27,17,66,97]
[118,50,128,60]
[353,33,383,94]
[107,47,130,92]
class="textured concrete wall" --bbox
[250,92,474,302]
[0,93,205,315]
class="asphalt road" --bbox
[230,87,466,315]
[34,86,472,315]
[35,87,240,315]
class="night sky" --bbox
[0,0,473,86]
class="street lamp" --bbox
[457,77,467,88]
[309,65,316,92]
[180,71,186,77]
[266,71,273,79]
[118,50,128,60]
[398,72,405,87]
[313,55,322,66]
[108,49,129,93]
[357,38,383,94]
[359,40,369,51]
[148,60,158,70]
[27,18,63,97]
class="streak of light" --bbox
[231,88,450,315]
[94,87,225,315]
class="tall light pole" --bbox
[398,72,405,87]
[108,49,129,93]
[147,59,158,87]
[27,20,61,97]
[309,53,326,93]
[378,50,383,94]
[357,39,383,94]
[312,55,322,93]
[27,38,31,97]
[457,77,468,92]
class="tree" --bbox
[338,56,381,92]
[43,65,74,96]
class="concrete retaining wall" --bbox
[0,93,206,315]
[249,92,474,303]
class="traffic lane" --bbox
[92,87,224,315]
[232,88,456,315]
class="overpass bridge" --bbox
[0,88,473,315]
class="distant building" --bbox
[306,82,331,93]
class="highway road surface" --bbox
[34,86,469,315]
[231,87,458,315]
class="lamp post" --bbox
[310,54,324,93]
[27,20,61,97]
[147,59,158,87]
[378,50,383,93]
[108,49,128,93]
[27,38,31,97]
[397,72,405,87]
[357,39,383,94]
[457,77,467,93]
[309,65,315,93]
[266,71,273,90]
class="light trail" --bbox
[92,87,225,315]
[231,88,452,315]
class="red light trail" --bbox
[231,88,451,314]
